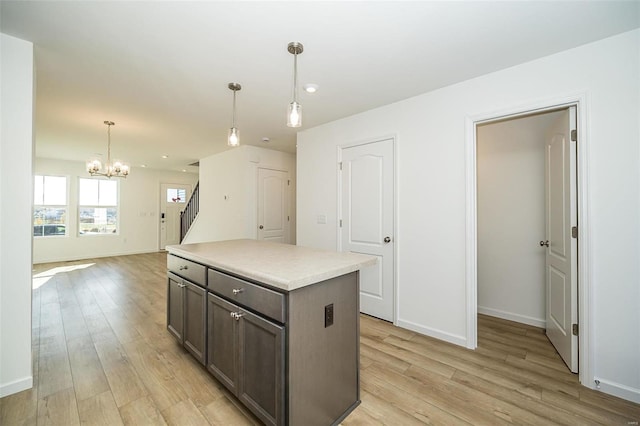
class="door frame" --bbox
[159,182,192,250]
[465,92,592,387]
[336,135,399,324]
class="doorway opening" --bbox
[465,95,591,386]
[477,107,577,372]
[160,183,192,249]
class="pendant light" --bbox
[287,42,303,128]
[86,120,130,178]
[228,82,241,147]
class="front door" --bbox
[544,107,578,372]
[160,183,191,249]
[340,138,395,322]
[257,169,289,244]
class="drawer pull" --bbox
[179,265,189,271]
[230,312,245,321]
[232,288,244,295]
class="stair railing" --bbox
[180,182,199,242]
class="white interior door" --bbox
[257,168,289,244]
[544,107,578,372]
[340,139,394,322]
[160,183,191,249]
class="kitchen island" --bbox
[166,239,376,426]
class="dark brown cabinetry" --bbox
[183,281,206,363]
[167,273,184,341]
[167,256,207,365]
[167,251,360,425]
[207,293,285,426]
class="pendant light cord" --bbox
[293,51,298,103]
[232,89,237,127]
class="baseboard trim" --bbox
[0,376,33,398]
[593,377,640,404]
[33,248,163,265]
[396,318,467,347]
[478,306,546,328]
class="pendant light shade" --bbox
[287,101,302,128]
[228,127,239,147]
[287,42,303,128]
[228,82,241,147]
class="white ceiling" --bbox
[2,1,638,173]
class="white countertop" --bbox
[166,239,377,291]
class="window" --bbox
[79,178,118,235]
[166,187,187,203]
[34,175,67,237]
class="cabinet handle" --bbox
[232,288,244,295]
[179,265,188,270]
[177,283,186,288]
[230,312,245,321]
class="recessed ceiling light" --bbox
[161,155,169,159]
[262,137,270,143]
[141,164,147,168]
[303,83,318,93]
[182,169,187,172]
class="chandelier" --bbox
[87,120,130,178]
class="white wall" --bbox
[0,34,34,396]
[297,30,640,401]
[477,112,562,327]
[184,145,296,244]
[33,158,198,263]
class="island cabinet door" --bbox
[167,273,184,343]
[207,293,239,394]
[238,310,285,426]
[183,281,206,365]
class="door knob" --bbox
[539,240,549,247]
[259,225,264,229]
[384,236,391,243]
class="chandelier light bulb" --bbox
[87,159,102,173]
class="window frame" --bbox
[33,175,69,238]
[78,177,120,237]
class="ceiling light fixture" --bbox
[228,82,241,147]
[303,83,318,94]
[86,121,129,178]
[287,42,303,128]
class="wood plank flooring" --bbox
[1,252,639,425]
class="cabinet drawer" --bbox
[208,269,285,323]
[168,254,206,287]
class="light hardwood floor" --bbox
[1,252,638,425]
